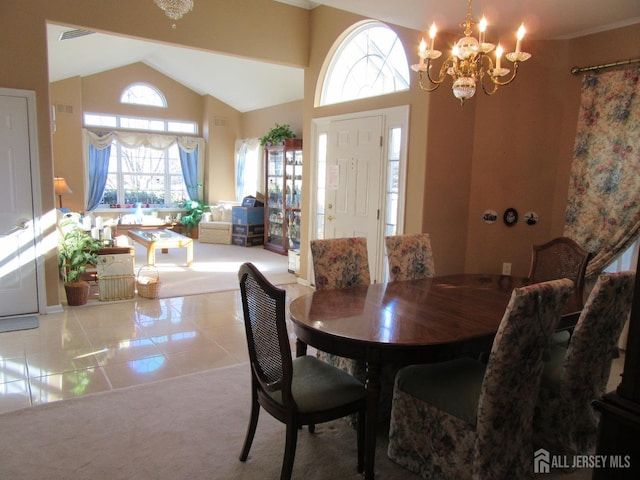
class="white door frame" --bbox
[309,105,409,283]
[0,88,47,315]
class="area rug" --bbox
[0,363,417,480]
[86,241,297,302]
[0,314,39,333]
[0,362,593,479]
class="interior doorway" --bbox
[310,105,409,283]
[0,88,46,326]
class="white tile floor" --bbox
[0,282,313,414]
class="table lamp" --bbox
[54,177,72,208]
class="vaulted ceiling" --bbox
[48,0,640,113]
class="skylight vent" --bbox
[58,29,95,41]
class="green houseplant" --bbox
[260,123,296,147]
[181,199,209,238]
[58,218,102,306]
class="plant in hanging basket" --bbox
[260,123,296,147]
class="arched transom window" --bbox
[318,21,410,106]
[120,83,167,107]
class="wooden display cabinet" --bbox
[264,138,302,255]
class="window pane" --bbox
[168,121,197,134]
[321,22,410,106]
[120,117,165,131]
[84,113,117,128]
[98,141,188,207]
[120,84,166,107]
[389,127,401,160]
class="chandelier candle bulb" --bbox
[515,24,525,54]
[479,16,487,44]
[419,39,427,64]
[429,23,437,51]
[496,44,503,70]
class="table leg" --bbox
[295,339,308,357]
[186,241,193,267]
[363,361,381,479]
[146,246,156,266]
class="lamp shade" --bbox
[54,177,72,195]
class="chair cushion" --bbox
[395,357,486,425]
[552,329,571,347]
[539,345,567,397]
[269,355,365,413]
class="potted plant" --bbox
[181,199,209,238]
[58,218,102,306]
[260,123,296,147]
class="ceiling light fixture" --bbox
[155,0,194,25]
[412,0,531,105]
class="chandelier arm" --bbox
[490,62,520,87]
[417,71,442,92]
[426,58,450,86]
[417,58,451,92]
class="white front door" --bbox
[0,93,40,317]
[324,115,384,281]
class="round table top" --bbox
[289,274,580,361]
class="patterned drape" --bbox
[563,68,640,278]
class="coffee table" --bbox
[127,229,193,267]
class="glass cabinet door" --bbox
[264,138,302,254]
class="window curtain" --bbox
[563,68,640,277]
[177,136,200,200]
[235,138,262,202]
[83,129,205,210]
[83,130,114,212]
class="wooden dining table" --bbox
[288,273,582,479]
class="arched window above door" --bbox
[317,21,410,107]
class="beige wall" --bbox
[465,24,640,277]
[0,0,638,308]
[243,100,304,142]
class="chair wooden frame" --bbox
[238,262,366,480]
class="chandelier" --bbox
[411,0,531,105]
[155,0,194,21]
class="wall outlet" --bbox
[502,262,512,275]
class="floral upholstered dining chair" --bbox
[310,237,370,290]
[385,233,435,282]
[533,271,634,457]
[387,278,574,480]
[309,237,370,398]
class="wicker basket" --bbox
[97,261,135,301]
[136,265,161,299]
